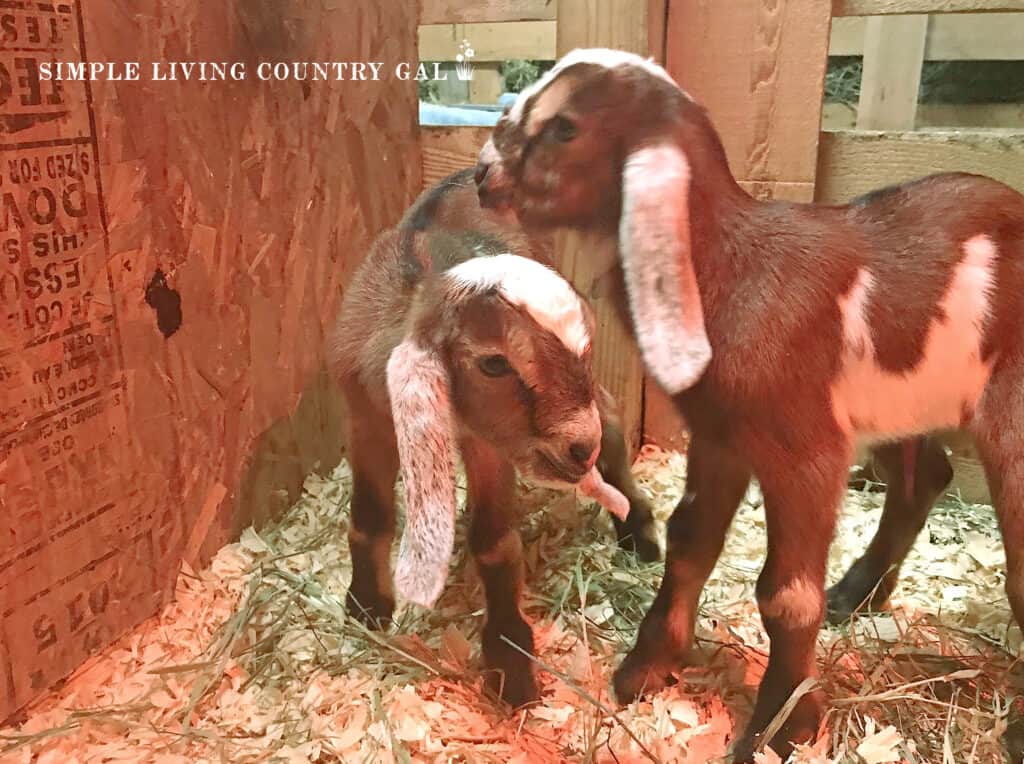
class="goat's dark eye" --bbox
[551,116,577,142]
[478,354,513,377]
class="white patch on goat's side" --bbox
[620,143,711,394]
[508,47,683,126]
[759,578,824,629]
[831,236,998,441]
[387,339,458,608]
[447,254,590,356]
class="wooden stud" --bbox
[856,15,927,130]
[554,0,656,458]
[643,0,833,450]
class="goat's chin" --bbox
[523,473,579,492]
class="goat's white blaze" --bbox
[447,253,590,356]
[830,235,998,441]
[508,47,682,128]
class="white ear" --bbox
[386,337,458,608]
[619,143,711,394]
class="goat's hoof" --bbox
[482,618,539,708]
[732,692,824,763]
[618,530,661,563]
[615,501,662,563]
[345,587,394,630]
[825,580,891,626]
[611,649,677,704]
[487,665,539,708]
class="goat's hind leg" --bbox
[827,436,952,624]
[343,383,400,629]
[597,385,661,562]
[973,364,1024,631]
[463,437,539,707]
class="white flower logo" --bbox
[455,39,475,81]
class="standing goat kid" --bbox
[474,48,1024,760]
[328,169,660,707]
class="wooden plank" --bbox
[941,431,991,504]
[815,129,1024,203]
[420,0,557,25]
[419,21,557,61]
[665,1,833,190]
[825,101,1024,129]
[856,15,927,130]
[924,13,1024,58]
[834,0,1024,15]
[468,62,505,103]
[555,0,656,458]
[648,0,669,63]
[420,126,493,187]
[830,15,1024,60]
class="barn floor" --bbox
[2,446,1020,764]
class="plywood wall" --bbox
[0,0,420,719]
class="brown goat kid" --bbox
[475,48,1024,760]
[328,169,660,707]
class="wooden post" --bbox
[856,15,928,130]
[554,0,658,458]
[643,0,834,451]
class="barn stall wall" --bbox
[0,0,420,720]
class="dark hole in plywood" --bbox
[144,269,182,338]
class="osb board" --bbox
[815,129,1024,203]
[644,0,833,449]
[0,0,421,721]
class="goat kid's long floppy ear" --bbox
[619,143,711,395]
[386,336,458,608]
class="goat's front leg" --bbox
[613,436,751,702]
[827,437,952,623]
[462,436,538,707]
[596,386,660,561]
[343,384,400,629]
[733,445,849,763]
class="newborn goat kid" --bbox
[475,48,1024,760]
[328,170,659,706]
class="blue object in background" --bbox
[418,94,517,126]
